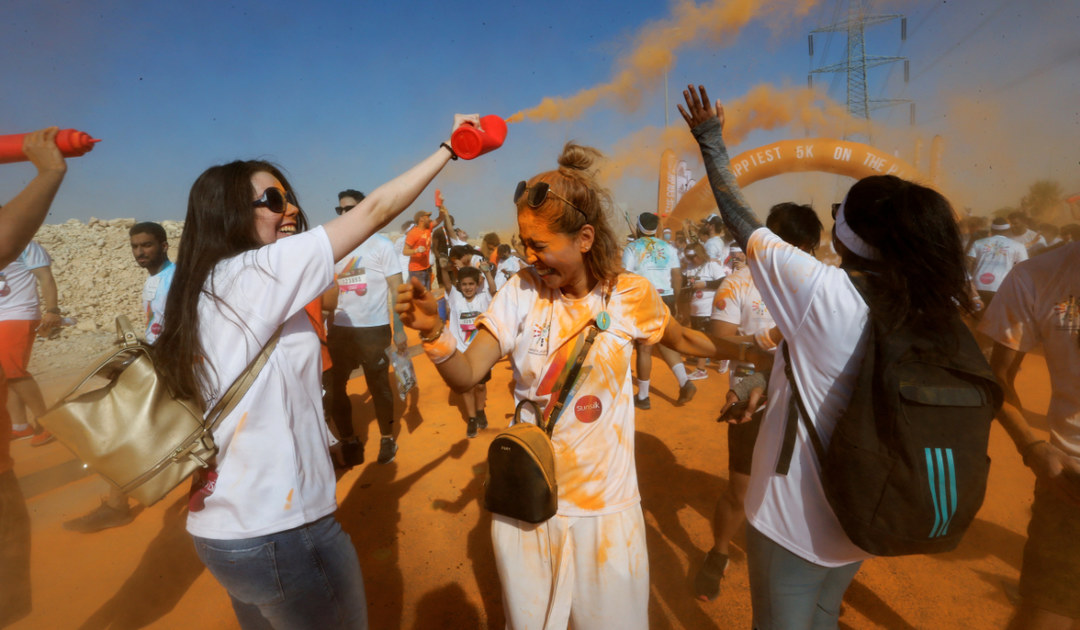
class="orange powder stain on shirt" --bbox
[597,532,612,566]
[284,488,294,511]
[231,412,249,440]
[556,447,607,512]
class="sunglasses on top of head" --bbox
[514,181,587,219]
[253,187,299,214]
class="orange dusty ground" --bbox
[11,333,1051,629]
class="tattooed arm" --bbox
[678,85,762,252]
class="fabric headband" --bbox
[991,222,1011,231]
[834,195,882,261]
[637,217,657,236]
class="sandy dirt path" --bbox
[10,334,1050,629]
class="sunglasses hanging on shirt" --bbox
[253,188,299,214]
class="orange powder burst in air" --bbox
[506,0,819,123]
[598,83,864,185]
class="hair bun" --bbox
[557,142,603,174]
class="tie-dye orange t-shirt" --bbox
[478,269,669,516]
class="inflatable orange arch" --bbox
[668,138,923,225]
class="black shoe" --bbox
[63,501,134,533]
[466,417,479,439]
[333,437,364,469]
[377,436,397,464]
[693,548,729,601]
[677,381,697,405]
[634,395,651,410]
[476,410,488,430]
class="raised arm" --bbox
[678,85,761,251]
[1,128,67,266]
[324,115,478,261]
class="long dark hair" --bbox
[153,160,309,401]
[840,175,973,334]
[519,142,622,284]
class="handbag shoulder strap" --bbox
[204,325,284,431]
[544,325,599,436]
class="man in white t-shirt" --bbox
[622,212,696,407]
[968,217,1028,308]
[1008,211,1048,253]
[979,242,1080,630]
[64,221,177,533]
[694,202,822,602]
[327,193,407,465]
[1,241,61,448]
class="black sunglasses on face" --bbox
[335,204,357,215]
[514,181,586,219]
[253,187,299,214]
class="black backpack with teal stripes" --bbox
[776,277,1002,556]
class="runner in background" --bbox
[63,221,176,533]
[681,241,724,381]
[980,242,1080,630]
[437,262,496,438]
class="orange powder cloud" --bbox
[509,0,819,123]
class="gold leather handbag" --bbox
[39,316,279,507]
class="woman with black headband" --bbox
[680,85,976,629]
[152,114,478,629]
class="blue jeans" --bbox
[746,523,862,630]
[193,514,367,629]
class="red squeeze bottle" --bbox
[450,115,507,160]
[0,128,101,164]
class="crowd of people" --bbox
[1,85,1078,630]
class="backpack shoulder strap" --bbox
[775,341,827,475]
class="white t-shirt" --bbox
[967,235,1027,293]
[711,266,774,336]
[186,227,337,540]
[333,234,399,328]
[0,241,51,322]
[685,260,725,317]
[142,260,175,343]
[478,270,668,517]
[743,228,873,567]
[979,243,1080,459]
[705,235,729,267]
[393,235,409,282]
[1010,229,1047,252]
[494,256,523,292]
[447,286,492,352]
[621,237,680,296]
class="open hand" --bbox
[677,85,724,132]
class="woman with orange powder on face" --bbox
[396,142,764,629]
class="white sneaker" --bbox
[688,369,709,381]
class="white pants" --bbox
[491,505,649,630]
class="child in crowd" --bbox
[494,243,523,292]
[439,263,496,437]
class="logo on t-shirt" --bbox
[574,395,602,423]
[979,272,995,286]
[150,322,163,336]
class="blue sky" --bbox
[2,0,1077,234]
